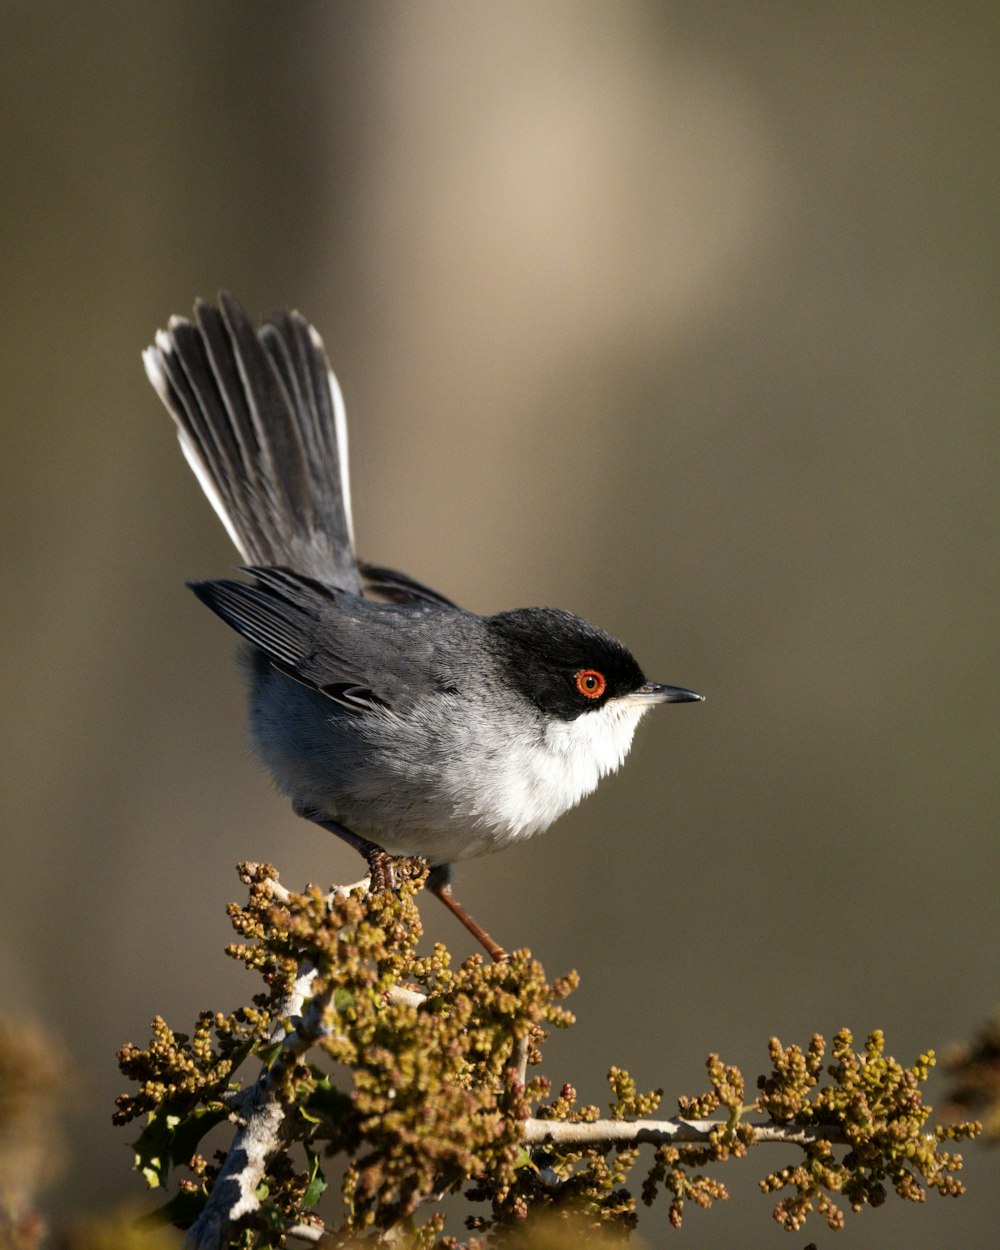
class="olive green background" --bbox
[2,3,997,1244]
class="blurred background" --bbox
[1,1,997,1244]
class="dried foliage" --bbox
[112,864,980,1248]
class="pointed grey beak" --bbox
[630,682,704,705]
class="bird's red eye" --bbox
[575,669,606,699]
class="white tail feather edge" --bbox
[311,326,354,550]
[142,341,250,561]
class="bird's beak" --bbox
[628,682,704,705]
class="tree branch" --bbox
[184,961,329,1250]
[523,1116,849,1149]
[185,872,427,1250]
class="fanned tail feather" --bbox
[144,292,359,592]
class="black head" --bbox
[487,608,651,721]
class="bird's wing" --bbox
[190,566,453,712]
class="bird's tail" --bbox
[143,292,360,593]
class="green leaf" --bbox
[132,1105,182,1188]
[255,1039,284,1066]
[228,1034,261,1071]
[303,1148,328,1208]
[303,1075,353,1125]
[131,1101,229,1188]
[169,1104,229,1166]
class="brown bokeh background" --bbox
[2,3,997,1243]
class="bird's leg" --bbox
[297,809,507,960]
[427,865,507,963]
[297,808,397,892]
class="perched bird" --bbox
[144,294,702,958]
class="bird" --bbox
[144,293,702,959]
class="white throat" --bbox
[468,697,651,848]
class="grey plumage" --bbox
[144,295,702,887]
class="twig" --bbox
[240,863,372,907]
[185,872,429,1249]
[523,1116,849,1148]
[186,1001,334,1249]
[284,1221,324,1243]
[187,995,336,1247]
[507,1031,530,1087]
[185,886,334,1249]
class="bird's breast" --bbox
[444,697,651,852]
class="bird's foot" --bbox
[367,848,398,893]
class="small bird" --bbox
[145,294,702,958]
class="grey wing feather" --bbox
[189,567,441,712]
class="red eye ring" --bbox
[575,669,606,699]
